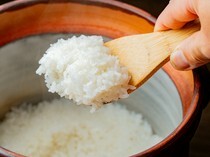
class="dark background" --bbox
[0,0,169,17]
[0,1,210,157]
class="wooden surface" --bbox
[105,22,200,88]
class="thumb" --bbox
[170,31,210,70]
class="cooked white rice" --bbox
[0,99,162,157]
[36,35,134,108]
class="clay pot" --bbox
[0,0,209,157]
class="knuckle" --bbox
[186,41,210,67]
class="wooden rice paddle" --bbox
[105,21,200,90]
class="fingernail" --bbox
[154,24,162,32]
[154,25,160,32]
[170,50,190,70]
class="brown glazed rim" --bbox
[0,0,201,157]
[0,0,156,24]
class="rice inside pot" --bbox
[0,99,162,157]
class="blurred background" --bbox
[0,0,209,157]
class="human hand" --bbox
[155,0,210,70]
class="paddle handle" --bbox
[104,21,201,88]
[162,21,201,52]
[134,21,201,87]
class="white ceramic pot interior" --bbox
[0,34,183,140]
[120,69,183,138]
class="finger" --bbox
[154,0,198,31]
[170,31,210,70]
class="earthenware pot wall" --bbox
[0,0,208,157]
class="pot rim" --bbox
[0,0,201,157]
